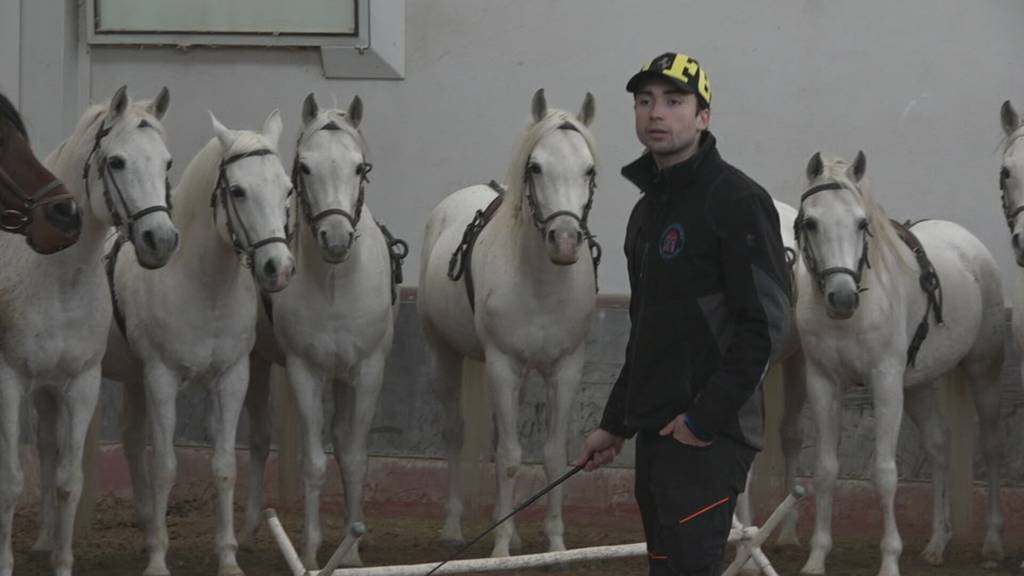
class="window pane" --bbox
[95,0,357,35]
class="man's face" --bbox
[633,78,710,168]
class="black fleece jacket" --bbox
[599,132,790,450]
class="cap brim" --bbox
[625,70,697,95]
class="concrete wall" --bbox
[13,0,1024,295]
[10,1,1024,484]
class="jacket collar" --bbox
[621,131,720,195]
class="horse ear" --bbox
[805,152,823,181]
[148,86,170,120]
[347,95,363,128]
[849,150,867,182]
[1002,100,1019,137]
[262,109,283,148]
[531,89,548,123]
[109,85,129,121]
[578,92,595,127]
[302,93,319,126]
[209,111,238,150]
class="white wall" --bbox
[18,0,1024,295]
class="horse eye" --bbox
[857,218,869,231]
[528,162,542,175]
[166,159,173,171]
[585,166,596,178]
[1002,167,1011,182]
[802,219,818,232]
[108,156,126,170]
[230,186,246,199]
[299,162,311,175]
[356,162,373,176]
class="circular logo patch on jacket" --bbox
[659,223,685,259]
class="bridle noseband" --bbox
[210,149,290,268]
[83,121,172,239]
[0,122,74,232]
[794,180,872,292]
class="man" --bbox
[576,52,791,576]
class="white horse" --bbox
[793,152,1005,576]
[243,93,402,568]
[1000,99,1024,570]
[0,85,178,576]
[418,90,598,557]
[102,110,295,576]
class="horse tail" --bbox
[74,407,101,539]
[746,363,787,524]
[460,358,493,518]
[945,366,976,536]
[272,363,303,511]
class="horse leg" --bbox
[50,365,102,576]
[779,350,807,547]
[30,388,58,554]
[800,363,840,576]
[142,363,180,576]
[429,342,465,546]
[962,358,1006,566]
[904,382,949,565]
[122,380,152,530]
[287,355,328,569]
[241,354,273,547]
[0,367,23,576]
[539,346,584,553]
[331,350,387,567]
[485,350,525,558]
[870,372,905,576]
[208,359,248,576]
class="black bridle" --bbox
[0,122,73,232]
[523,156,603,269]
[1000,167,1024,236]
[210,149,290,268]
[82,121,172,239]
[794,180,872,292]
[289,142,371,242]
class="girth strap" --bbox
[891,219,944,367]
[104,234,131,343]
[447,181,506,312]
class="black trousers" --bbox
[635,431,756,576]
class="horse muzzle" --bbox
[545,223,582,266]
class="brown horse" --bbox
[0,93,80,253]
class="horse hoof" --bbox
[920,549,944,566]
[980,559,1000,570]
[143,567,171,576]
[217,564,245,576]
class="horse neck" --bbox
[174,192,247,291]
[48,124,115,265]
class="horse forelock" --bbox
[299,110,366,159]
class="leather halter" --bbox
[794,180,871,292]
[83,121,172,241]
[0,123,74,232]
[1000,167,1024,241]
[210,149,290,268]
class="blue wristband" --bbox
[683,414,713,442]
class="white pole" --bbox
[329,543,648,576]
[265,509,307,576]
[722,485,806,576]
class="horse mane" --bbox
[173,129,275,228]
[0,93,28,141]
[817,156,912,281]
[502,109,598,218]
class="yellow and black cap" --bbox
[626,52,711,108]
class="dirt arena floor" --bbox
[11,494,1024,576]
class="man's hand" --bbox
[659,413,712,447]
[575,428,625,471]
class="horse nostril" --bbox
[142,230,156,251]
[264,258,277,277]
[576,230,583,244]
[319,229,329,244]
[1014,233,1022,251]
[546,229,556,244]
[47,200,80,227]
[827,292,837,307]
